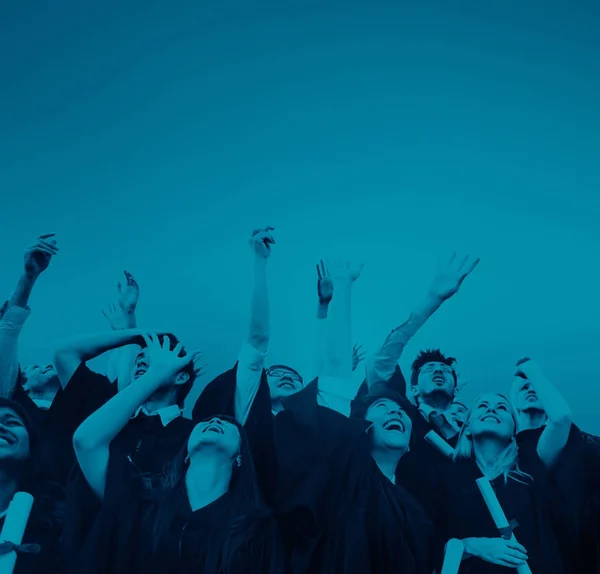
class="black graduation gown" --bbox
[428,457,568,574]
[67,452,283,574]
[0,496,64,574]
[517,425,599,573]
[273,383,436,574]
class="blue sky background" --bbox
[1,1,599,431]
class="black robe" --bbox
[66,452,283,574]
[428,454,570,574]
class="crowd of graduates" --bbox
[0,229,598,573]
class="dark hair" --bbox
[140,333,196,408]
[410,349,458,388]
[146,415,273,572]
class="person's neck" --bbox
[472,436,509,478]
[25,384,59,403]
[185,454,232,512]
[0,468,19,514]
[142,388,178,414]
[421,394,452,412]
[370,447,406,484]
[517,409,547,432]
[271,399,284,414]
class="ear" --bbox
[235,455,242,467]
[452,385,458,398]
[410,386,419,399]
[175,371,190,386]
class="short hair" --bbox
[410,349,458,388]
[140,333,196,408]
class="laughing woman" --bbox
[70,335,283,574]
[428,390,573,573]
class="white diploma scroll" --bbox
[441,538,464,574]
[424,430,456,459]
[0,492,34,574]
[475,478,532,574]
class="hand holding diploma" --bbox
[475,478,532,573]
[0,492,34,574]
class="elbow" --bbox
[73,425,100,456]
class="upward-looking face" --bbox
[128,349,189,389]
[467,394,515,442]
[365,398,412,452]
[187,417,241,461]
[413,362,456,405]
[21,364,59,392]
[0,407,30,462]
[266,366,303,400]
[449,402,468,426]
[513,378,543,412]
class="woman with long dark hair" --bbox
[69,335,283,574]
[428,391,574,573]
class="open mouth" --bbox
[432,376,445,384]
[134,368,147,379]
[0,430,17,446]
[383,419,405,432]
[481,414,500,423]
[278,381,295,390]
[203,424,224,435]
[526,393,537,400]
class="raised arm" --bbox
[73,335,190,498]
[234,228,274,424]
[515,359,573,468]
[365,253,479,388]
[312,260,333,378]
[321,259,363,379]
[53,328,146,389]
[104,271,140,390]
[0,234,59,397]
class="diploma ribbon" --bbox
[498,519,519,540]
[0,541,41,555]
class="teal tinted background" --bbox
[1,1,599,431]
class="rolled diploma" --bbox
[441,538,464,574]
[475,478,532,574]
[0,492,34,574]
[424,430,455,458]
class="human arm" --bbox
[313,260,333,378]
[234,228,274,424]
[365,253,479,388]
[0,234,59,397]
[103,271,140,390]
[73,335,191,499]
[516,359,573,468]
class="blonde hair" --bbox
[454,393,532,485]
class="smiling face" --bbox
[413,362,456,406]
[513,378,543,412]
[467,394,515,442]
[449,401,468,426]
[0,407,30,462]
[365,398,412,452]
[266,366,304,400]
[187,417,241,461]
[22,364,59,393]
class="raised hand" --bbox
[352,343,366,372]
[249,227,276,259]
[141,334,191,383]
[429,253,480,301]
[465,537,528,568]
[117,271,140,314]
[514,357,542,381]
[316,260,334,304]
[24,233,59,278]
[327,259,364,284]
[102,301,127,331]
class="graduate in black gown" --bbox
[510,358,598,573]
[0,398,64,574]
[429,391,573,573]
[68,334,283,574]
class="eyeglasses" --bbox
[420,364,453,375]
[266,368,303,384]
